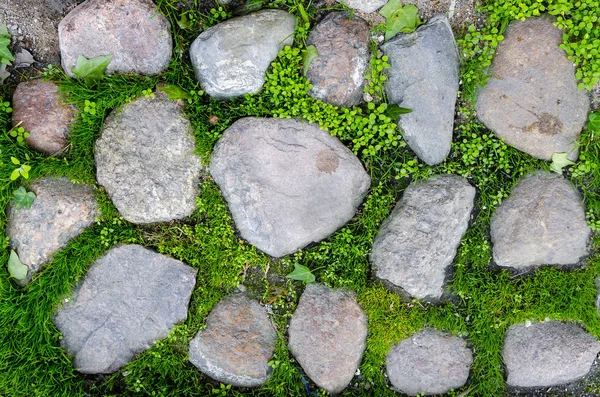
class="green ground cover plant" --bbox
[0,0,599,396]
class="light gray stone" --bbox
[591,80,600,111]
[386,329,473,396]
[306,12,370,107]
[370,175,475,301]
[476,17,589,161]
[209,117,370,257]
[58,0,172,77]
[381,15,459,165]
[491,171,591,271]
[288,283,367,394]
[189,9,295,99]
[503,321,600,388]
[189,295,276,387]
[95,92,201,224]
[7,177,98,285]
[54,245,197,374]
[336,0,386,12]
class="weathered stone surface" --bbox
[288,283,367,394]
[210,117,370,257]
[12,80,76,154]
[592,81,600,111]
[54,245,197,374]
[7,177,98,284]
[491,171,590,271]
[382,16,459,165]
[371,175,475,301]
[386,329,473,396]
[189,295,276,387]
[503,321,600,388]
[476,17,589,161]
[95,92,201,224]
[306,12,370,107]
[336,0,386,12]
[58,0,172,77]
[190,10,295,99]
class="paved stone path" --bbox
[2,0,598,395]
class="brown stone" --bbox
[306,12,370,107]
[12,80,76,155]
[188,295,277,387]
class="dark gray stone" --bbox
[7,177,98,284]
[306,12,370,107]
[54,245,197,374]
[95,92,201,224]
[503,321,600,388]
[58,0,172,77]
[381,15,459,165]
[12,80,77,155]
[386,329,473,396]
[336,0,386,12]
[288,283,367,394]
[370,175,475,301]
[189,9,295,99]
[188,295,276,387]
[209,117,370,257]
[476,17,589,161]
[491,171,591,271]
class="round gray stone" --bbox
[503,321,600,388]
[476,17,590,161]
[381,15,459,165]
[7,177,98,285]
[386,329,473,396]
[288,283,368,394]
[306,12,370,107]
[336,0,386,12]
[370,174,475,301]
[209,117,370,258]
[491,171,591,271]
[95,91,202,224]
[54,245,197,374]
[189,9,295,100]
[58,0,172,77]
[188,295,276,387]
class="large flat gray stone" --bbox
[381,16,459,165]
[209,117,370,257]
[54,245,197,374]
[190,9,295,99]
[371,174,475,301]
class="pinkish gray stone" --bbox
[12,80,76,155]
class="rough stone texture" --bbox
[11,80,77,154]
[7,177,98,284]
[54,245,196,374]
[476,17,590,161]
[503,321,600,388]
[58,0,172,77]
[382,16,459,165]
[370,175,475,301]
[210,117,370,257]
[190,10,295,99]
[403,0,477,28]
[336,0,386,12]
[491,171,591,271]
[95,92,201,224]
[189,295,276,387]
[306,12,370,107]
[386,329,473,396]
[288,283,368,394]
[592,81,600,111]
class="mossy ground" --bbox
[0,0,599,396]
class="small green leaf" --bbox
[10,168,20,181]
[72,54,113,86]
[10,156,19,165]
[385,104,413,119]
[12,186,36,210]
[302,45,319,76]
[550,152,575,174]
[158,84,191,100]
[379,2,423,41]
[286,264,315,283]
[8,250,28,280]
[20,164,31,179]
[588,112,600,132]
[177,13,192,29]
[297,2,310,25]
